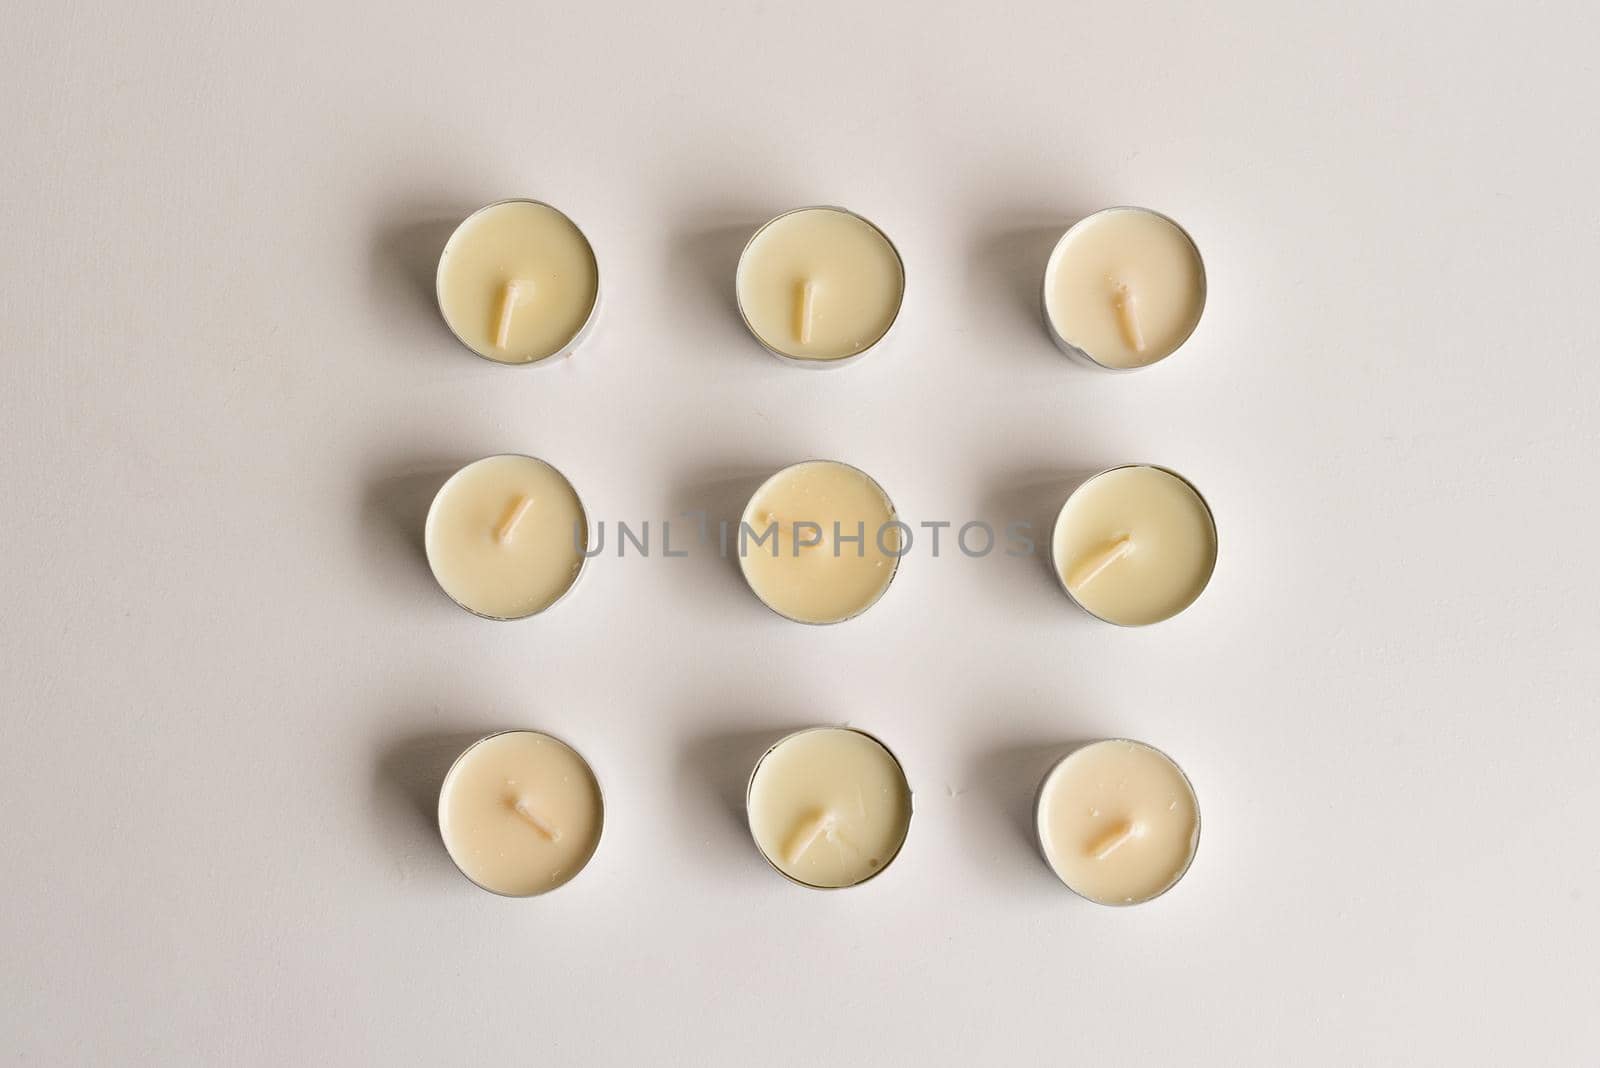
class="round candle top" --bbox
[738,460,901,624]
[747,727,912,889]
[438,731,604,897]
[436,199,599,365]
[1036,739,1199,905]
[425,455,588,620]
[735,207,904,363]
[1051,465,1217,627]
[1042,207,1205,370]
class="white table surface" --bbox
[4,1,1597,1063]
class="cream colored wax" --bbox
[436,200,599,365]
[438,731,604,897]
[735,207,904,363]
[747,727,912,889]
[1036,739,1199,905]
[1042,207,1205,369]
[1052,465,1217,626]
[425,455,588,620]
[738,460,901,624]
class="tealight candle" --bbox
[737,460,901,624]
[424,454,589,620]
[1041,207,1205,370]
[436,199,600,365]
[1035,739,1199,905]
[438,730,604,897]
[746,727,912,889]
[735,207,905,365]
[1051,464,1217,626]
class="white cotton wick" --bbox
[495,280,528,350]
[1067,534,1134,593]
[783,809,833,865]
[795,279,815,345]
[513,798,561,842]
[494,496,533,544]
[1113,283,1145,353]
[1087,819,1143,860]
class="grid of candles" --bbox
[421,198,1212,902]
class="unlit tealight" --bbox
[1035,739,1199,905]
[438,730,604,897]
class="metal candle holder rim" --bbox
[744,725,914,891]
[1049,462,1218,627]
[435,197,602,367]
[423,453,591,621]
[1039,206,1207,372]
[736,458,903,626]
[436,728,606,898]
[734,205,906,369]
[1031,737,1201,906]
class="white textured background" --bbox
[3,2,1597,1063]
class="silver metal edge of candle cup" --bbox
[744,726,914,892]
[1031,738,1201,907]
[436,728,607,899]
[734,205,906,370]
[734,459,902,626]
[1038,206,1207,373]
[434,198,603,368]
[1048,463,1219,628]
[423,454,593,622]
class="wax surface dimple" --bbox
[738,461,900,624]
[1053,466,1216,626]
[438,732,603,897]
[1044,208,1204,369]
[748,728,911,889]
[426,455,587,620]
[437,201,598,364]
[737,208,903,361]
[1037,740,1198,905]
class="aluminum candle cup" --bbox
[735,206,906,367]
[437,730,605,898]
[736,460,903,624]
[424,454,591,621]
[746,727,913,890]
[1034,739,1200,906]
[1050,464,1218,627]
[1040,207,1206,371]
[435,199,601,366]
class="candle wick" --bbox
[1113,283,1145,353]
[495,495,534,544]
[1067,534,1134,592]
[782,809,833,865]
[495,280,529,350]
[513,798,562,842]
[793,521,828,554]
[1087,819,1143,860]
[795,279,815,345]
